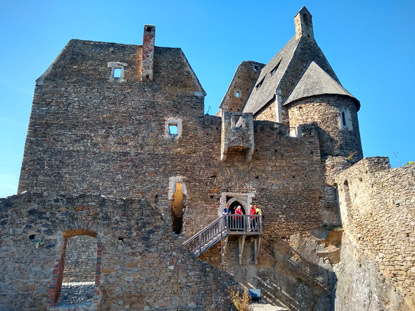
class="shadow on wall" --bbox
[201,232,338,311]
[259,235,338,311]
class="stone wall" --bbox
[0,193,234,310]
[18,39,332,241]
[335,234,411,311]
[219,61,264,114]
[335,157,415,310]
[63,235,97,283]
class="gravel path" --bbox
[59,282,95,304]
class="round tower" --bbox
[285,62,363,163]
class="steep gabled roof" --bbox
[243,36,298,114]
[285,61,359,109]
[36,40,205,96]
[243,37,343,116]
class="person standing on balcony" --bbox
[249,205,256,231]
[255,205,262,231]
[235,206,243,230]
[222,204,230,228]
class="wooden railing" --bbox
[226,214,263,235]
[183,215,262,256]
[183,216,227,256]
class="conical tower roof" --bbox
[284,61,360,109]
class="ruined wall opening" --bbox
[171,182,185,234]
[50,229,101,307]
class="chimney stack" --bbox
[294,7,314,41]
[141,25,155,82]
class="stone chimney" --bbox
[294,7,314,40]
[141,25,155,82]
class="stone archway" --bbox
[218,192,255,216]
[227,198,247,214]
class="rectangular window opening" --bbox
[341,112,347,127]
[169,124,178,135]
[113,68,122,79]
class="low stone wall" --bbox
[0,193,234,310]
[335,157,415,310]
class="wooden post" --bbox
[254,236,261,265]
[221,236,228,267]
[238,235,246,265]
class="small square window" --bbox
[169,124,178,135]
[235,91,240,98]
[108,62,127,82]
[113,68,122,79]
[165,118,182,139]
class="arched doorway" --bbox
[228,200,246,215]
[218,192,255,216]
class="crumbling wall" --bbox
[334,157,415,310]
[0,193,234,310]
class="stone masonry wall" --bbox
[220,61,264,114]
[63,235,97,283]
[287,95,363,162]
[0,193,234,310]
[18,39,331,241]
[335,157,415,310]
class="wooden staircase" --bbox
[183,215,262,264]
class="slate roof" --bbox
[285,61,359,109]
[242,36,344,115]
[243,36,298,114]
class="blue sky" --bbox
[0,0,414,197]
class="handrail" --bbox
[183,216,225,246]
[183,216,227,256]
[183,215,262,256]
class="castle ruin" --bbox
[0,7,414,311]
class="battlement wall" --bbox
[335,157,415,308]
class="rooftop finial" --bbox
[294,7,314,40]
